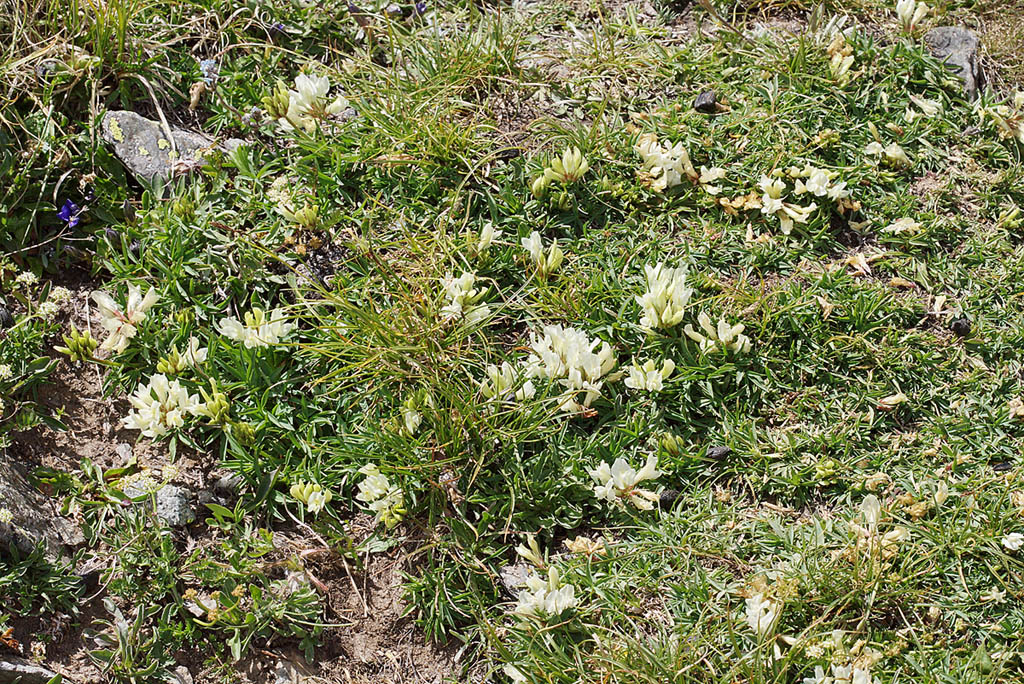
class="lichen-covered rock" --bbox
[0,458,82,557]
[925,27,984,100]
[100,111,245,182]
[122,481,195,527]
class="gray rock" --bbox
[0,656,59,684]
[0,458,82,557]
[498,563,532,596]
[123,482,195,527]
[100,111,246,182]
[170,665,194,684]
[154,485,195,527]
[925,27,984,100]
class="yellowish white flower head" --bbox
[356,464,405,528]
[14,271,38,287]
[1002,532,1024,551]
[217,307,295,348]
[521,231,564,278]
[157,336,209,374]
[756,175,819,235]
[0,507,12,525]
[91,284,159,353]
[634,133,697,191]
[279,73,348,132]
[479,361,535,402]
[514,566,578,619]
[524,325,616,412]
[698,165,727,195]
[589,454,661,510]
[896,0,929,31]
[864,141,885,156]
[744,593,779,636]
[636,263,692,331]
[290,482,333,515]
[476,222,502,255]
[0,364,12,381]
[977,92,1024,143]
[123,373,202,438]
[684,313,753,354]
[440,271,490,326]
[884,142,911,167]
[624,358,675,392]
[546,147,589,183]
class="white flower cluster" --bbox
[290,482,332,515]
[356,464,405,528]
[524,324,616,412]
[757,174,819,235]
[979,91,1024,144]
[440,272,490,326]
[864,140,910,167]
[744,592,780,636]
[0,364,12,381]
[1002,532,1023,551]
[895,0,929,31]
[624,358,675,392]
[157,337,208,374]
[479,361,535,402]
[634,133,698,192]
[684,312,753,354]
[521,231,564,279]
[278,73,348,133]
[218,307,295,348]
[92,284,159,353]
[803,663,879,684]
[123,373,202,438]
[514,567,578,620]
[904,94,942,122]
[588,454,661,510]
[636,263,693,331]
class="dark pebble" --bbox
[0,305,13,329]
[694,89,717,113]
[706,445,732,460]
[950,317,971,337]
[993,462,1013,472]
[659,489,681,508]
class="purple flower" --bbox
[57,199,81,228]
[414,1,427,15]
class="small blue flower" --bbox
[199,59,219,84]
[414,1,427,15]
[57,199,81,228]
[270,21,286,34]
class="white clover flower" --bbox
[479,362,535,402]
[864,141,885,156]
[1002,532,1024,551]
[884,142,911,167]
[307,489,330,514]
[589,454,661,510]
[91,283,159,353]
[744,593,779,636]
[290,482,332,515]
[634,133,697,191]
[123,373,202,438]
[356,464,405,528]
[14,271,38,287]
[896,0,929,31]
[217,307,295,348]
[623,358,675,392]
[698,165,726,194]
[524,325,616,412]
[909,94,942,117]
[521,231,564,278]
[514,566,578,620]
[636,263,692,331]
[684,312,752,354]
[476,222,502,255]
[49,286,72,304]
[440,271,490,326]
[280,73,348,132]
[778,201,818,235]
[758,175,787,198]
[0,364,12,381]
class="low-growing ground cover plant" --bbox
[2,0,1024,681]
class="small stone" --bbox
[212,474,244,496]
[950,317,971,338]
[115,443,133,463]
[154,485,195,527]
[992,462,1013,473]
[924,27,984,100]
[498,563,532,596]
[659,489,681,508]
[0,656,59,684]
[0,459,83,557]
[694,89,717,113]
[706,445,732,460]
[171,666,194,684]
[0,305,13,329]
